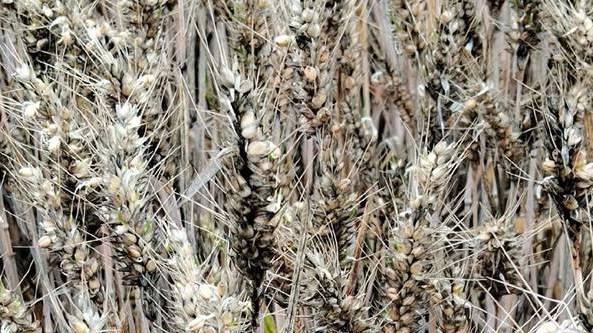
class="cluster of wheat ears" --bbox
[2,0,593,332]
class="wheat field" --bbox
[0,0,592,332]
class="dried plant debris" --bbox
[0,0,592,332]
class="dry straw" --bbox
[1,0,593,332]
